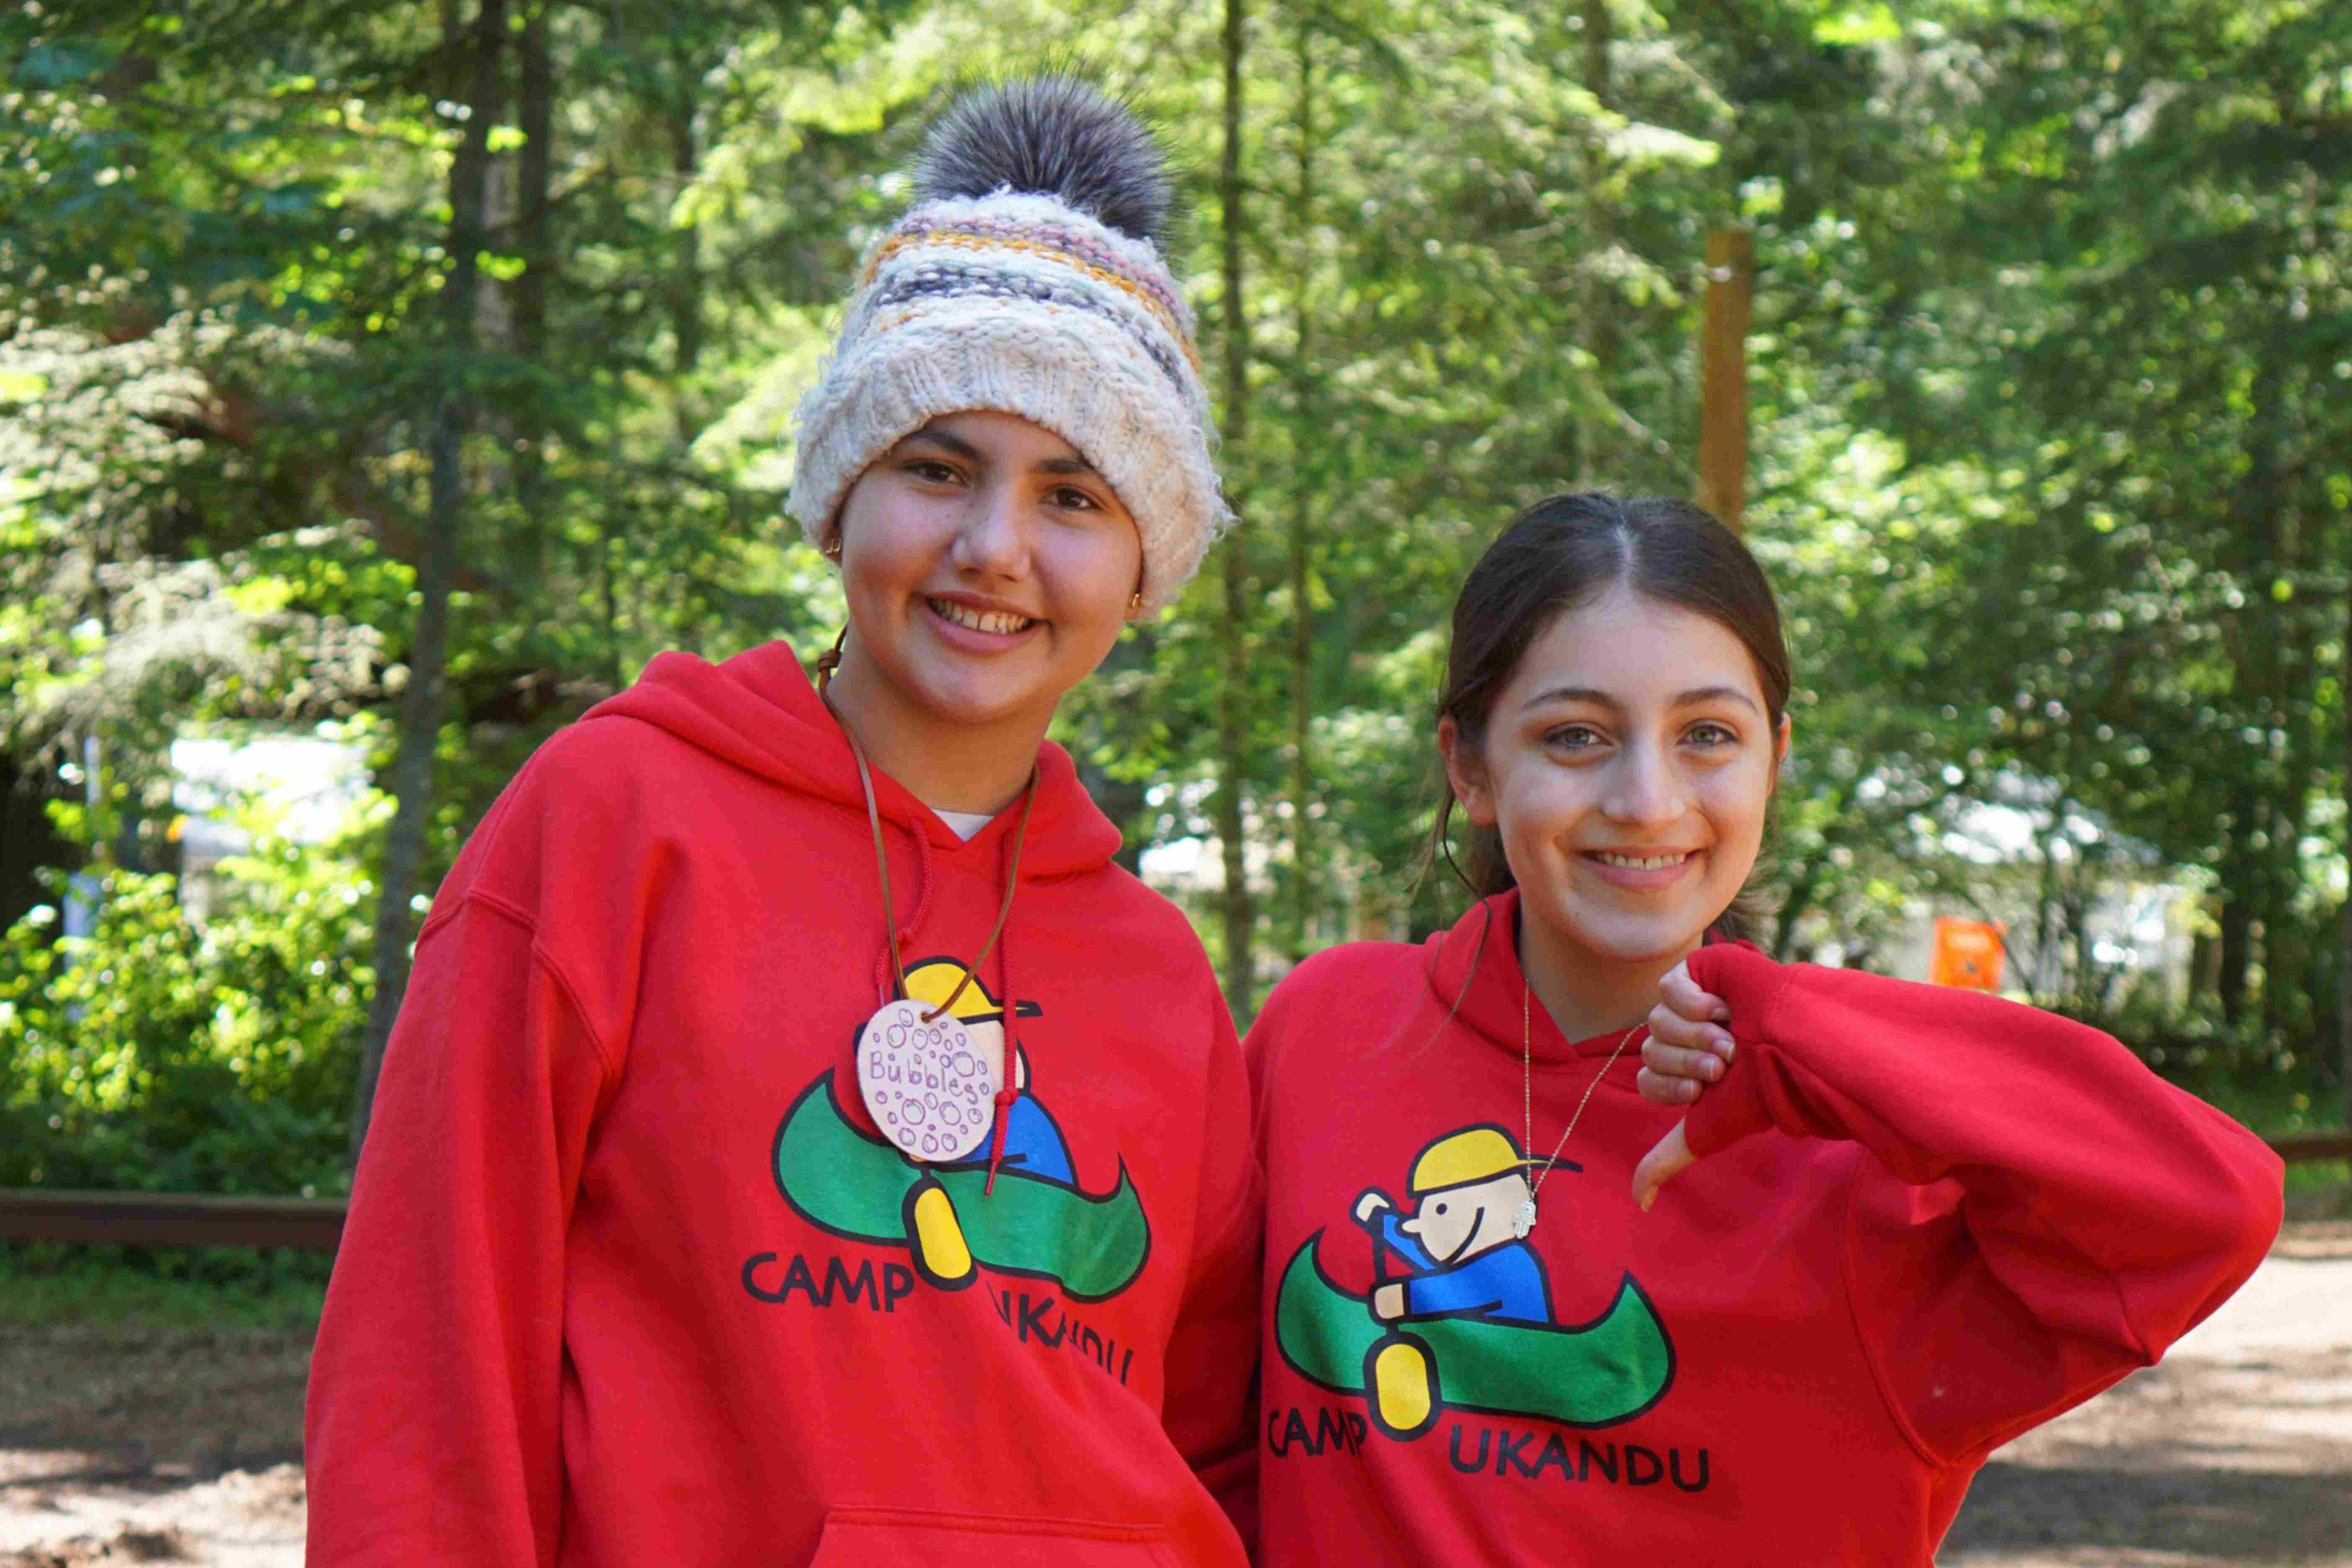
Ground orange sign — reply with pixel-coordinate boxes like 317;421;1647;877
1929;918;2005;991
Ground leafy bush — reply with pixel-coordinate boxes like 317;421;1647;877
0;809;372;1199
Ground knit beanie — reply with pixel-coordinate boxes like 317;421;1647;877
786;76;1229;616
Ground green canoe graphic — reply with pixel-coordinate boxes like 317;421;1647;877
772;1071;1151;1302
1275;1230;1674;1432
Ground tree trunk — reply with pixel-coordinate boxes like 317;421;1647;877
1576;0;1615;486
1215;0;1256;1015
0;748;77;937
2267;371;2313;1039
2216;871;2253;1024
1286;11;1316;964
350;0;509;1164
2341;577;2352;1128
2212;353;2297;1033
666;61;703;444
2190;927;2219;1007
514;4;554;569
515;7;552;368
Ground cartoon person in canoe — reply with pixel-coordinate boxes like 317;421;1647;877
1353;1126;1553;1325
900;959;1074;1184
1276;1123;1671;1442
772;959;1150;1302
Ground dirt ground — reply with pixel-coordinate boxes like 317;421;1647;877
1939;1218;2352;1567
1;1225;2347;1565
0;1316;310;1566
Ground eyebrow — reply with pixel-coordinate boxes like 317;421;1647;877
902;422;983;463
903;421;1103;480
1521;683;1762;716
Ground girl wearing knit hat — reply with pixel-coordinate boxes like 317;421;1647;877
307;77;1259;1566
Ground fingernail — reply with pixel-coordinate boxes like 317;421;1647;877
1639;1188;1654;1212
1705;1057;1723;1081
1713;1005;1730;1022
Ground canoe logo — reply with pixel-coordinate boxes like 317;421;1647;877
1274;1123;1674;1442
772;959;1151;1302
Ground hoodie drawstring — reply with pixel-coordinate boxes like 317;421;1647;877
867;827;938;1009
985;867;1020;1197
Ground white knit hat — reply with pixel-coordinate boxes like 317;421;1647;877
786;78;1229;616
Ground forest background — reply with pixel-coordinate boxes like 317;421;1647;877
2;0;2348;1215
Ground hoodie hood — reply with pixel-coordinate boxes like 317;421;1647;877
585;637;1123;879
1424;890;1639;1063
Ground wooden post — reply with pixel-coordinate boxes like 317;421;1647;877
1697;227;1752;533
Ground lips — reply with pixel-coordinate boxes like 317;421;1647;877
927;597;1037;636
1581;847;1702;892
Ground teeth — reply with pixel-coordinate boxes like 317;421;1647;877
1595;851;1691;871
931;599;1034;636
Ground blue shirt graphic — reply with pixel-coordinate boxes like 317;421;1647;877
993;1094;1074;1184
1379;1212;1550;1324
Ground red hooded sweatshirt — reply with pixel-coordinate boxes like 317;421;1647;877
305;641;1260;1567
1248;892;2281;1565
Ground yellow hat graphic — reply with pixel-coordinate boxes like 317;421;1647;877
1408;1127;1526;1195
902;959;1044;1025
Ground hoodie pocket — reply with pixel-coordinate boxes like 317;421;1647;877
807;1506;1184;1568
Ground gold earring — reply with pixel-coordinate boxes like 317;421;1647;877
1128;590;1142;613
823;538;843;561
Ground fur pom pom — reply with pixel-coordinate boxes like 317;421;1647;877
914;75;1176;251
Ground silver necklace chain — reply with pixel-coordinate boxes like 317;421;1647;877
1519;980;1642;1237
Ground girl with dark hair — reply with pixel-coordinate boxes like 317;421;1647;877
1247;493;2280;1563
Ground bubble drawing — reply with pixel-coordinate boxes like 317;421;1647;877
854;998;997;1163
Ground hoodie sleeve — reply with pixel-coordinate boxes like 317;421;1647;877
304;886;620;1564
1161;1001;1264;1551
1681;944;2283;1464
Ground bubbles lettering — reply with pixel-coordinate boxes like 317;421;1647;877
854;999;996;1163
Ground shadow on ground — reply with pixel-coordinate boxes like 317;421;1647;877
0;1323;311;1481
1945;1460;2352;1559
1942;1337;2352;1564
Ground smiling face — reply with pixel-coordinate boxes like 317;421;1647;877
1444;583;1787;982
1399;1171;1533;1266
828;410;1143;779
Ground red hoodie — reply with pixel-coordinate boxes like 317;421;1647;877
1248;892;2281;1565
306;640;1260;1567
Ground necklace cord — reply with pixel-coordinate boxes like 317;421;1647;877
817;629;1037;1021
843;714;912;1000
926;781;1036;1023
1522;980;1642;1217
816;627;1037;1191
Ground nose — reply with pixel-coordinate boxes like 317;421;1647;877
1603;739;1686;826
949;477;1032;580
